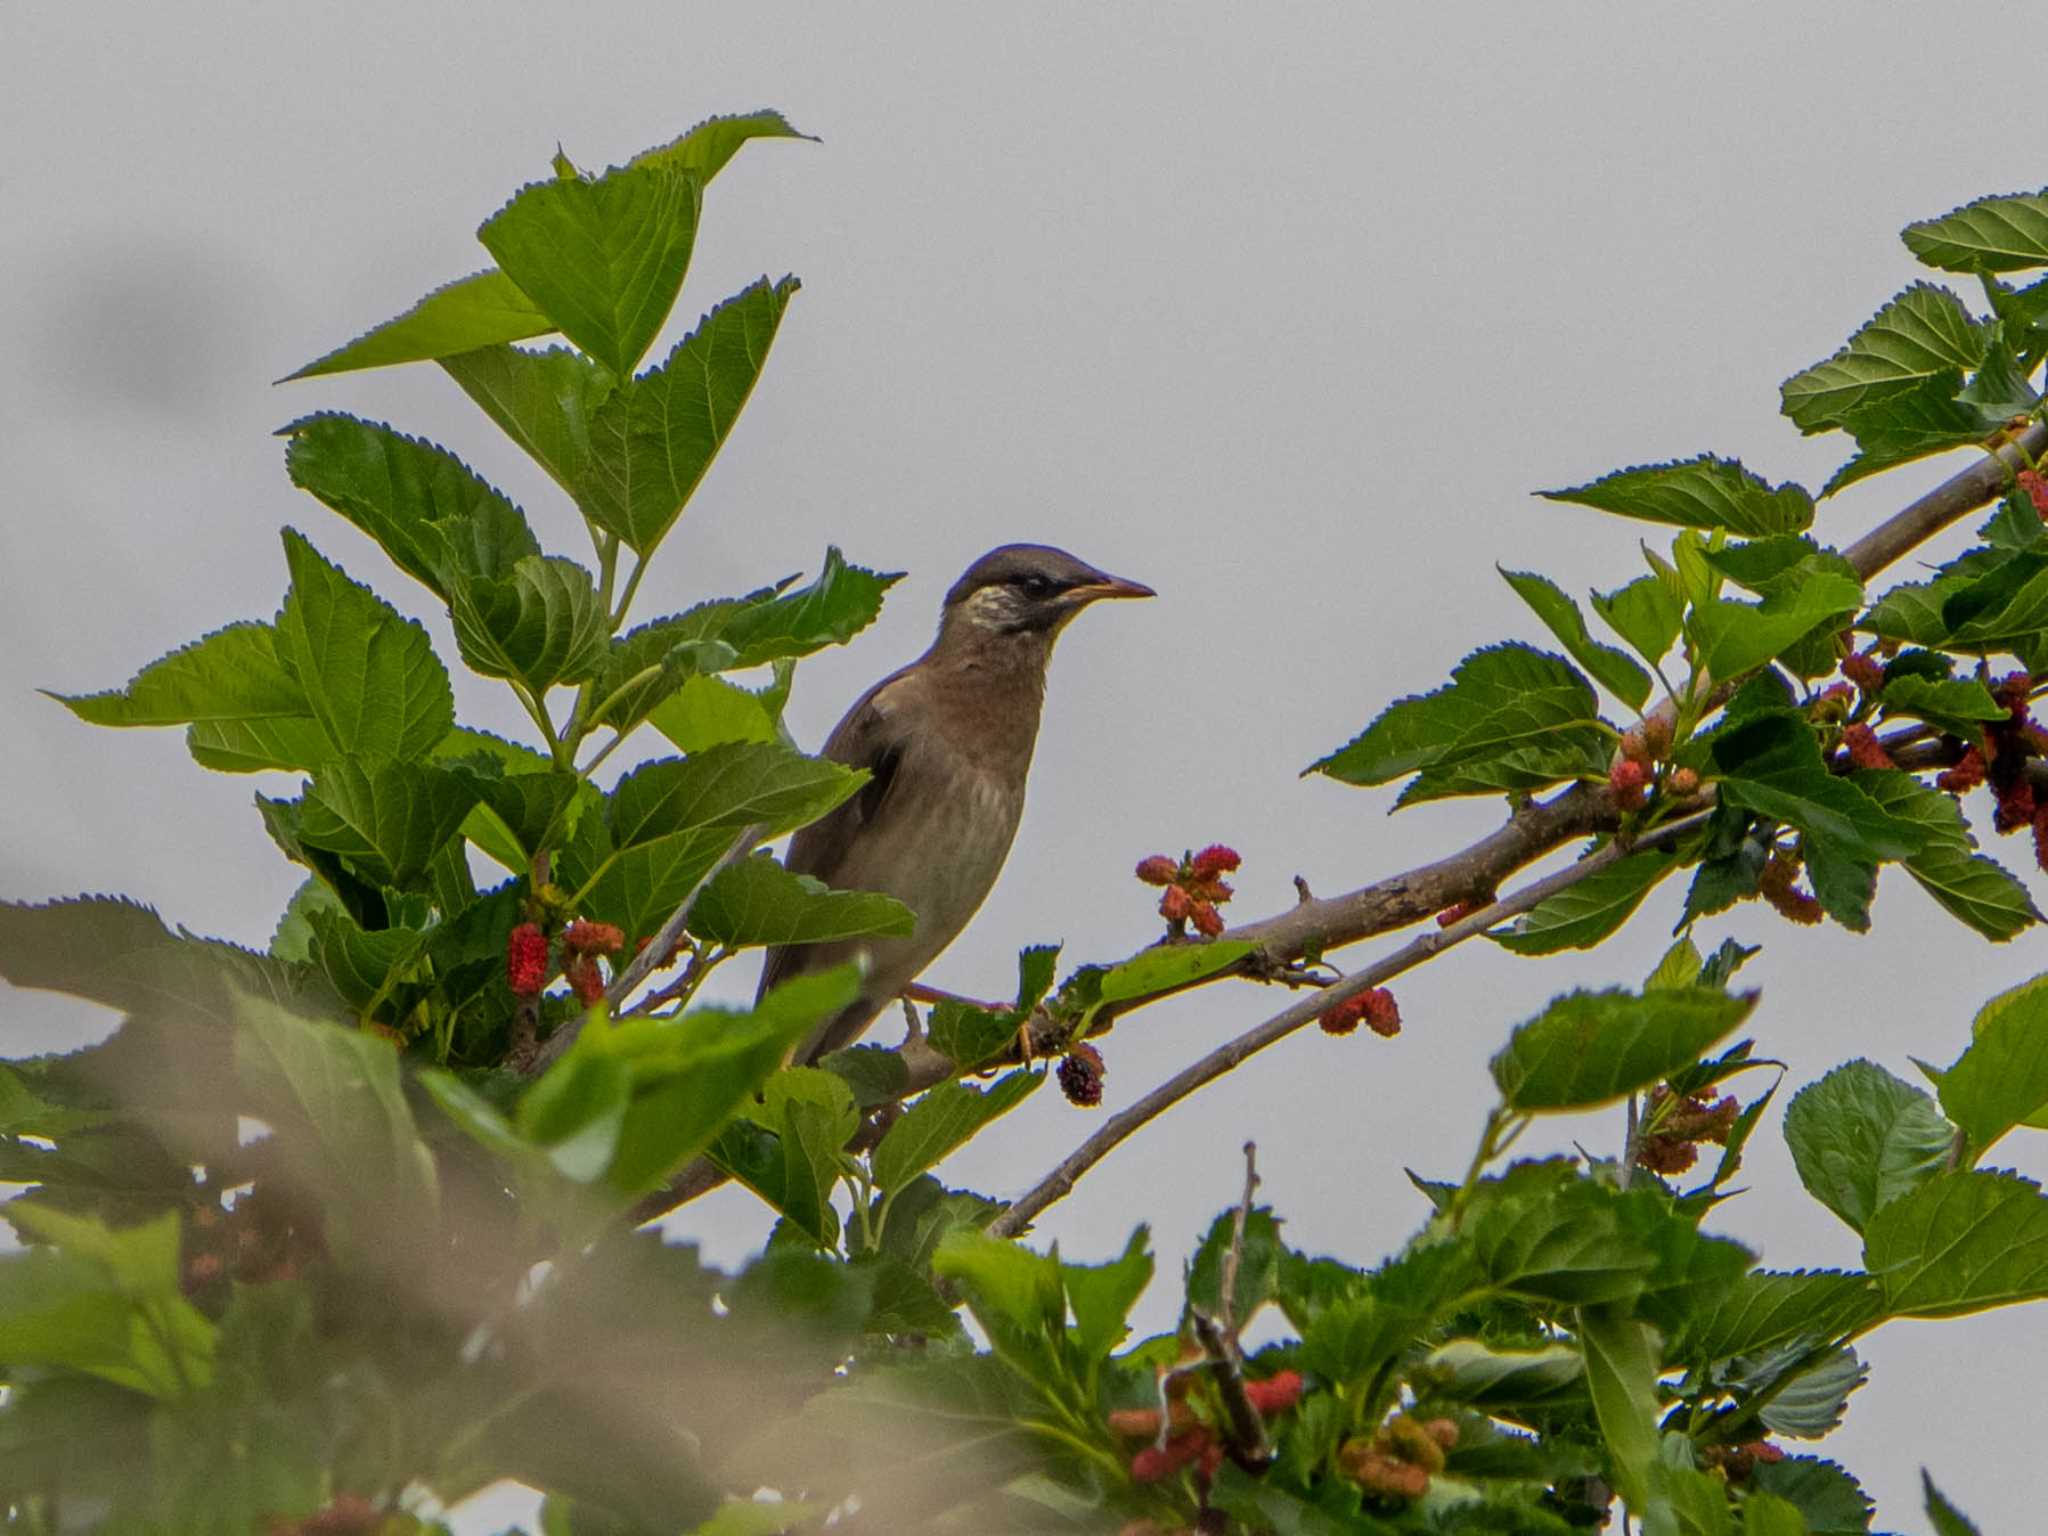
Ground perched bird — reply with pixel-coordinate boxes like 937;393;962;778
758;544;1154;1063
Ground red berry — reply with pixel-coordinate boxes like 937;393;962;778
1190;844;1241;880
1843;649;1886;695
1608;757;1648;811
1938;746;1987;793
562;919;624;955
2034;807;2048;874
1245;1369;1304;1415
1668;766;1701;797
1189;901;1226;938
1362;988;1402;1038
1058;1043;1106;1107
1841;722;1893;771
1159;885;1193;923
506;923;549;997
2020;469;2048;519
1134;854;1179;886
1320;992;1366;1035
564;954;606;1005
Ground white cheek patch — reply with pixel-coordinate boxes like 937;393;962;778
962;586;1021;631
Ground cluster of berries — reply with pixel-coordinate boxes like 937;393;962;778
1609;716;1694;812
1111;1369;1304;1486
504;917;627;1005
1633;1082;1741;1176
1700;1438;1787;1483
1756;848;1822;927
1135;845;1240;937
181;1184;320;1296
1935;671;2048;871
1338;1413;1460;1502
2018;467;2048;520
1319;985;1402;1038
1058;1041;1106;1107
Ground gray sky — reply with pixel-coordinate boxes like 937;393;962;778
6;3;2047;1531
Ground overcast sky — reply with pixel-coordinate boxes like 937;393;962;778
6;4;2048;1531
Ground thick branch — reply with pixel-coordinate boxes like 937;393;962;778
1841;423;2045;580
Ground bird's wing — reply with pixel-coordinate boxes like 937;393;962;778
753;667;914;1005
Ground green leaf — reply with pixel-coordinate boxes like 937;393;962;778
280;412;539;601
591;598;750;735
1781;284;1986;433
284;267;554;380
1849;771;2042;940
1417;1338;1584;1410
438;343;618;504
871;1071;1040;1194
1674;1268;1881;1365
1822;374;1989;495
1499;568;1653;711
467;769;588;871
51;621;312;730
1541;455;1815;537
302;904;426;1009
1592;573;1685;667
717;547;903;666
1751;1458;1872;1535
1688;573;1863;680
1863;1169;2048;1317
182;715;332;774
924;945;1061;1070
1576;1304;1662;1515
1491;987;1757;1111
1758;1345;1866;1439
605;965;864;1195
231;990;438;1230
1802;835;1875;932
1783;1061;1953;1233
629;108;818;182
1904;189;2048;274
607;741;865;848
649;672;785;753
1936;971;2048;1154
1941;549;2048;647
576;277;801;556
1922;1473;1985;1536
293;757;481;889
1741;1494;1810;1536
1185;1206;1285;1324
1491;847;1682;956
477;160;703;379
1710;715;1925;862
0;1208;217;1398
274;530;454;761
518;1047;632;1183
1298;1292;1431;1388
1060;1225;1153;1364
930;1229;1067;1389
449;555;611;692
736;1068;861;1246
689;852;913;949
1087;939;1255;1019
1877;675;2009;738
1310;643;1600;786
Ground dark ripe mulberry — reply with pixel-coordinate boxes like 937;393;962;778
1058;1042;1105;1107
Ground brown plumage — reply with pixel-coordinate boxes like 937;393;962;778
758;545;1154;1063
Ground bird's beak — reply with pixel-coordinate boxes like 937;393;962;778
1063;572;1156;604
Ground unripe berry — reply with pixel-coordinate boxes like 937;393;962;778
1841;722;1893;771
562;919;625;956
1189;901;1226;937
505;923;549;997
1134;854;1179;886
1609;757;1649;811
1159;885;1193;923
1362;987;1402;1038
1244;1369;1304;1415
2021;469;2048;518
1668;766;1701;797
1190;844;1242;880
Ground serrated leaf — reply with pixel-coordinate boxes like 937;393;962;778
1675;1269;1881;1365
52;622;312;730
1499;568;1652;710
1087;940;1255;1022
184;715;336;774
649;672;784;753
871;1072;1040;1194
606;742;865;848
1710;715;1924;862
1542;455;1815;537
1577;1305;1662;1515
293;757;481;890
1941;548;2048;647
467;770;587;870
302;905;426;1010
1310;642;1599;785
275;530;454;761
1922;1473;1985;1536
925;945;1060;1070
718;547;902;666
1823;373;1989;495
1751;1458;1872;1534
1591;572;1685;670
1781;284;1986;434
1060;1225;1153;1364
438;343;618;503
1689;573;1863;680
629;109;817;182
1491;987;1757;1111
689;853;912;949
1491;847;1682;956
1783;1061;1953;1233
576;278;800;555
1903;188;2048;274
1185;1206;1285;1324
1758;1346;1866;1439
1299;1292;1432;1387
281;413;539;601
1418;1338;1584;1409
1877;675;2009;738
1863;1168;2048;1317
284;267;555;380
449;554;611;692
591;595;753;734
478;160;703;380
1848;767;2042;939
1936;971;2048;1155
1803;835;1876;932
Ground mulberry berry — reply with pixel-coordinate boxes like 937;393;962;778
1189;901;1226;937
1058;1043;1105;1107
1841;722;1893;770
2021;469;2048;519
506;923;549;997
563;919;624;956
1190;844;1242;880
1159;885;1193;923
1134;855;1179;886
1362;988;1402;1037
1938;746;1987;793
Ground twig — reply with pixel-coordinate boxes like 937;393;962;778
1191;1309;1272;1473
1219;1141;1259;1336
987;811;1712;1238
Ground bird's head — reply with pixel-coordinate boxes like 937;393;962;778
940;544;1155;639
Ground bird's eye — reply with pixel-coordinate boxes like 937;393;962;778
1014;574;1056;600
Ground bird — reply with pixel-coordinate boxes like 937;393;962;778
757;544;1155;1064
